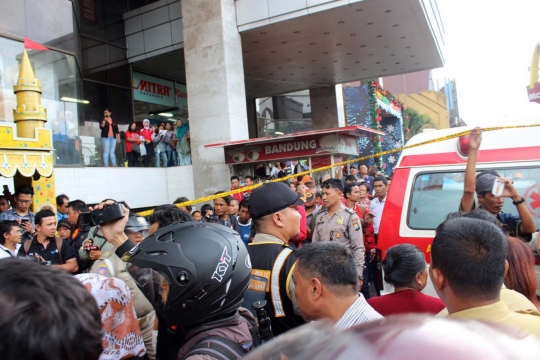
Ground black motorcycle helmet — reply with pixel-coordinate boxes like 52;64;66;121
127;221;251;330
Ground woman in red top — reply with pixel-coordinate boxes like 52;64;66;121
367;243;445;315
125;122;141;167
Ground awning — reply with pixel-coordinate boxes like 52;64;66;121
0;124;54;178
205;125;384;148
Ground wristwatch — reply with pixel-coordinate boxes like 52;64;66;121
512;198;525;206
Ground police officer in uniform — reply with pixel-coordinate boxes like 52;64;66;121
244;182;309;336
312;178;365;289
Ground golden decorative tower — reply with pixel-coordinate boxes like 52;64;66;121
0;49;55;212
13;50;47;138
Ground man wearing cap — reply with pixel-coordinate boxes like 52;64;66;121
245;182;307;336
460;129;536;239
312;179;365;290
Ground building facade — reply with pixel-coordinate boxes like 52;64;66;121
0;0;445;208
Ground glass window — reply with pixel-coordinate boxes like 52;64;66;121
0;36;83;166
256;90;312;136
407;167;540;230
127;0;162;12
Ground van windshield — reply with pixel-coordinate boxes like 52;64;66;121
408;167;540;230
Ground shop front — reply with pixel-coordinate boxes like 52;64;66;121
206;125;385;183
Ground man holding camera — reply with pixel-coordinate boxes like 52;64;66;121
17;210;78;273
460;128;536;240
67;200;92;272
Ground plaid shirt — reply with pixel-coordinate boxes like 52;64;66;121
0;209;35;241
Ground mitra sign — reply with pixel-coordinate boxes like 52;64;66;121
133;72;174;107
527;82;540;104
223;134;359;165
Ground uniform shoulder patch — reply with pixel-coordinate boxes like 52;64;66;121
315;207;326;217
344;207;355;215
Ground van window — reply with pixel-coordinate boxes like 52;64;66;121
407;167;540;230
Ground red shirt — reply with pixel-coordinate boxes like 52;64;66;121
139;127;154;143
342;199;377;252
231;188;244;202
289;205;307;247
125;130;140;153
367;289;445;316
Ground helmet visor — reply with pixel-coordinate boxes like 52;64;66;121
126;263;170;307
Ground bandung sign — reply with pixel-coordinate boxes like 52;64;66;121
527;43;540;104
223;134;359;164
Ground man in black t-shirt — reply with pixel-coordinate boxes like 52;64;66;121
18;210;78;273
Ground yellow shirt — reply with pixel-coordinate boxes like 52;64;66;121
448;301;540;339
438;287;537;316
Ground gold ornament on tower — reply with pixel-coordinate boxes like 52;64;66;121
0;49;56;212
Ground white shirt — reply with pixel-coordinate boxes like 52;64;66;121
333;294;383;331
0;243;21;259
270;166;280;178
369;196;386;234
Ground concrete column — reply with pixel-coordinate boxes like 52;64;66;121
246;99;258;139
182;0;249;197
310;86;339;129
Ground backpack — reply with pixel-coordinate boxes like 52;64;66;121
183;309;260;360
184;336;249;360
23;237;64;264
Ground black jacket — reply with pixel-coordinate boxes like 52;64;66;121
100;121;119;138
71;224;92;272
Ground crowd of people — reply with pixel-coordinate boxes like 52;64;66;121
122;116;191;168
46;108;193;168
0;129;539;359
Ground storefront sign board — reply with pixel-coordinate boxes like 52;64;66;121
133;72;175;107
223;134;359;165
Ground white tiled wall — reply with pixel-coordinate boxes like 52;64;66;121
165;165;195;204
0;166;195;209
235;0;351;29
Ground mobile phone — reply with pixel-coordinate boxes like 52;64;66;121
21;219;29;224
2;185;8;193
84;245;99;252
492;178;505;197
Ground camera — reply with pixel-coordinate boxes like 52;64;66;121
205;214;219;223
79;203;125;227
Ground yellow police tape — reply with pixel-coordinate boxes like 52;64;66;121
137;124;540;216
